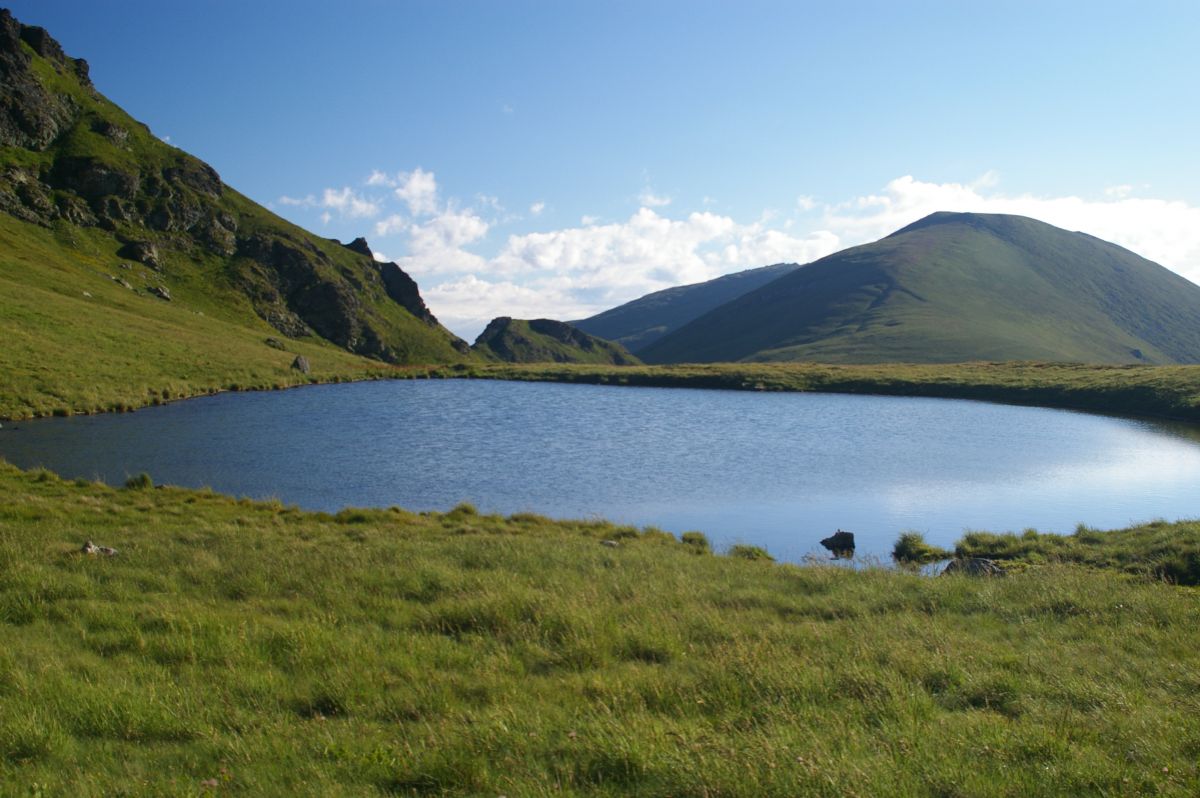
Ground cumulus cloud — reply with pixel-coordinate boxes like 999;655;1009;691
275;166;1200;341
394;168;439;216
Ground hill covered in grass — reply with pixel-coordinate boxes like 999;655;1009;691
472;317;640;364
2;461;1199;796
639;212;1200;365
571;261;801;353
0;10;469;419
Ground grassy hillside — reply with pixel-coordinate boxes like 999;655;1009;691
0;10;468;420
2;461;1199;796
571;262;800;352
640;213;1200;365
472;317;641;365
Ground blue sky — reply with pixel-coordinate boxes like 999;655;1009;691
11;1;1200;338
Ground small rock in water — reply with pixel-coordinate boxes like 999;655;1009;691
820;529;856;557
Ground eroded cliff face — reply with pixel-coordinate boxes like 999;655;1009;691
0;9;468;362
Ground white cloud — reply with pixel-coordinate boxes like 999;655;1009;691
580;215;600;226
374;214;409;238
366;170;393;187
638;188;672;207
530;201;545;216
394;168;439;216
320;187;380;219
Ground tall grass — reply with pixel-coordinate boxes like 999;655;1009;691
1;461;1198;795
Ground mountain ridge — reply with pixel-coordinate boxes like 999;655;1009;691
0;7;468;375
571;261;802;352
638;212;1200;365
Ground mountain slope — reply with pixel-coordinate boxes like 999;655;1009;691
472;317;640;364
639;212;1200;365
0;10;468;416
571;262;801;352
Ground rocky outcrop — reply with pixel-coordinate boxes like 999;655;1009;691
473;317;641;364
0;9;465;366
379;261;438;326
0;10;84;151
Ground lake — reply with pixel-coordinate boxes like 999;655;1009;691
2;379;1198;562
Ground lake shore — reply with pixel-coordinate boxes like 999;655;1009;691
7;359;1200;428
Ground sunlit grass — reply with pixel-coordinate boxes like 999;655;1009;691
1;461;1198;795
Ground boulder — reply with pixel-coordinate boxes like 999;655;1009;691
147;284;171;301
820;529;856;556
118;240;161;270
291;355;311;375
942;557;1004;577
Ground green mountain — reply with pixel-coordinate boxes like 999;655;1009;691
0;10;468;417
639;212;1200;365
571;262;801;352
472;317;640;364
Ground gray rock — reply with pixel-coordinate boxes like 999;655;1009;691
600;539;620;548
291;355;311;375
265;337;286;350
942;557;1004;577
81;540;117;556
118;240;161;270
147;284;171;301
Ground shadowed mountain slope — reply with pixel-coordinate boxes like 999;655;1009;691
571;262;801;352
639;212;1200;365
472;317;640;364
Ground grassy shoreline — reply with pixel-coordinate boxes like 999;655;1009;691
434;361;1200;424
2;462;1199;795
10;359;1200;428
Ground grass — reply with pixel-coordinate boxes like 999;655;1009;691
893;532;953;564
953;522;1200;585
2;460;1199;796
432;361;1200;423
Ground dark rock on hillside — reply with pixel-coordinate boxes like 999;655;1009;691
119;240;162;270
379;261;438;326
343;237;373;258
0;10;84;150
291;355;311;375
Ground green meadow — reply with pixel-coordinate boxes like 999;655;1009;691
1;462;1199;796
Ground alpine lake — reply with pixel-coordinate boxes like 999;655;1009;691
2;378;1199;563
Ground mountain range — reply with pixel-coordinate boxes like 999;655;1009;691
585;212;1200;365
4;5;1200;398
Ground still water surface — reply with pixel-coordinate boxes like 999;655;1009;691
2;379;1199;562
